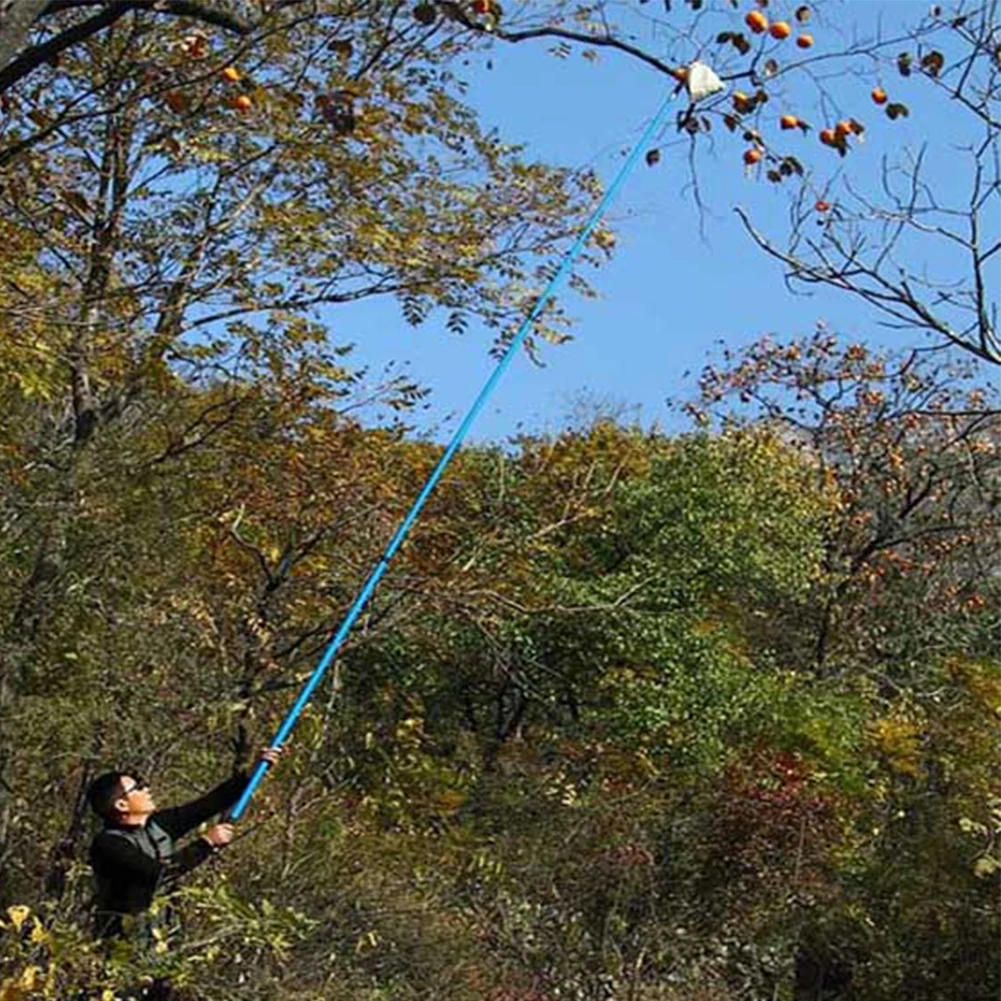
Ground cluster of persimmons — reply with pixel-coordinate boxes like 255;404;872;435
729;3;901;187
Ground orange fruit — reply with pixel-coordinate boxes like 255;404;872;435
221;66;241;84
769;21;792;40
780;114;799;130
732;91;754;114
871;87;888;105
745;10;768;33
814;200;832;212
835;119;853;138
472;0;490;12
743;147;763;165
819;128;837;146
230;94;252;113
796;33;814;48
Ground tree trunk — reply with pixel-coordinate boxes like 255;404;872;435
0;1;48;77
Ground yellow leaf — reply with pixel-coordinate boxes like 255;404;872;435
6;906;29;932
0;978;24;1001
974;856;1000;878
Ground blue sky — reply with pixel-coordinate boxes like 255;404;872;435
327;1;996;443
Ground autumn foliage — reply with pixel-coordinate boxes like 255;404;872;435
0;3;997;1001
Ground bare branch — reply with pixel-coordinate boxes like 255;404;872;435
734;206;1000;365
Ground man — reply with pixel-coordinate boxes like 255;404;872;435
87;747;282;941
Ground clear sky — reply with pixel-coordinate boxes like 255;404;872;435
325;1;995;443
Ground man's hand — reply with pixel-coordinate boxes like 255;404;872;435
258;745;284;767
202;823;234;849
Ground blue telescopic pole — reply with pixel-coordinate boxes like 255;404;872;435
229;89;676;821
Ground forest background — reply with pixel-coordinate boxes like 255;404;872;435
0;1;998;999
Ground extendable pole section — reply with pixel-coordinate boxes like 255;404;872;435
229;88;677;822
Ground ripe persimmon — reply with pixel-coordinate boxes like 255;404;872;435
796;33;813;48
221;66;241;84
780;114;799;130
769;21;792;40
745;10;768;33
732;91;754;114
871;87;888;105
744;147;763;165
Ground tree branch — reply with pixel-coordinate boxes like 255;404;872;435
0;0;250;96
734;206;1001;366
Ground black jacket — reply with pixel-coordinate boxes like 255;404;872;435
90;772;248;939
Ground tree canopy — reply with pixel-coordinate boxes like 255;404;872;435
0;3;997;1001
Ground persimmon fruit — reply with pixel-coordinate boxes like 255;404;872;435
732;91;754;114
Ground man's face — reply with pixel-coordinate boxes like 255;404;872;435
115;775;156;818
